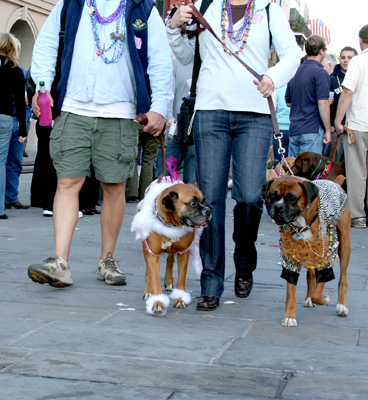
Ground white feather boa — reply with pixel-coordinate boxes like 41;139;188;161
131;181;203;277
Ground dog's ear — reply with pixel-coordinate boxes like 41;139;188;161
261;179;275;201
162;191;179;213
298;181;319;205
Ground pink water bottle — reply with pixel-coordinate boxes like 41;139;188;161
37;81;52;126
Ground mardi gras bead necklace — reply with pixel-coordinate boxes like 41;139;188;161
87;0;126;64
221;0;255;56
279;208;334;270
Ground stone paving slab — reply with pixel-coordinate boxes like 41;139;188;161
2;349;283;398
219;338;368;377
0;375;172;400
245;320;359;346
9;321;249;364
282;373;368;400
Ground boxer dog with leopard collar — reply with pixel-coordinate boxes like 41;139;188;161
262;176;351;327
131;180;211;316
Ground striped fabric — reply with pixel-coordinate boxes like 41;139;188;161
309;18;331;45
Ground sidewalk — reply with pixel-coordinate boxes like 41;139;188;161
0;173;367;400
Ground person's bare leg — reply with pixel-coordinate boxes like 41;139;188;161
100;181;126;259
54;177;86;261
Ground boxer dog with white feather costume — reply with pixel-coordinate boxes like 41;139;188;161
131;178;211;316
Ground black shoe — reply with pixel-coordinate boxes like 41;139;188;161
235;275;253;298
196;296;219;311
0;214;8;219
23;151;29;157
91;209;101;214
81;209;94;215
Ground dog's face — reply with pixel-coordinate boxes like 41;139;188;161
291;152;322;178
160;184;211;228
262;177;319;225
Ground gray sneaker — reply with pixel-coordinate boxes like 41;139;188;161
97;253;126;285
28;256;73;287
351;217;366;229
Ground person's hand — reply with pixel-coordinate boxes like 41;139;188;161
134;111;165;137
166;118;175;130
335;122;344;135
253;75;274;98
18;136;27;143
170;5;193;29
32;90;54;118
323;130;332;144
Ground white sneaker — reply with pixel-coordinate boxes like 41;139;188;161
97;253;126;285
78;211;83;218
43;210;53;217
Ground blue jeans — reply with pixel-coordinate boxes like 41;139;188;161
155;136;196;184
0;114;14;215
5;117;23;203
193;110;272;298
288;127;325;157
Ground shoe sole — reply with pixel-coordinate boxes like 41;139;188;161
196;305;218;311
235;292;252;298
28;268;73;288
97;274;126;285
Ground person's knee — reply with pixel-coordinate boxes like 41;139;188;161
57;177;85;191
102;181;126;197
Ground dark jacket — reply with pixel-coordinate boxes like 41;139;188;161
330;64;346;125
0;55;27;137
54;0;154;117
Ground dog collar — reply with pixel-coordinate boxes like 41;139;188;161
153;199;177;228
309;157;323;179
288;208;319;234
316;161;331;180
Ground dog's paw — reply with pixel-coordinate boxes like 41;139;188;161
169;288;191;309
303;297;315;308
323;295;331;305
145;294;170;316
174;299;187;309
336;303;349;316
165;284;173;291
143;292;152;300
282;318;298;327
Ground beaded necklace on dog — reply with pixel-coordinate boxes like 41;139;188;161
280;206;334;270
87;0;126;64
221;0;255;56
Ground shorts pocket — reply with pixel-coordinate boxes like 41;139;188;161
118;119;138;163
50;112;69;160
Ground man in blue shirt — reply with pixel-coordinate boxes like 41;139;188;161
285;35;331;157
28;0;173;288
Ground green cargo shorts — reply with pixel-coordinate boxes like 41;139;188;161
50;112;138;183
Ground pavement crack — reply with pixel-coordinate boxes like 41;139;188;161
165;391;176;400
356;329;361;346
208;336;237;365
6;322;55;347
274;371;294;398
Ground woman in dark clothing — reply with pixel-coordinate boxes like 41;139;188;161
0;33;27;219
